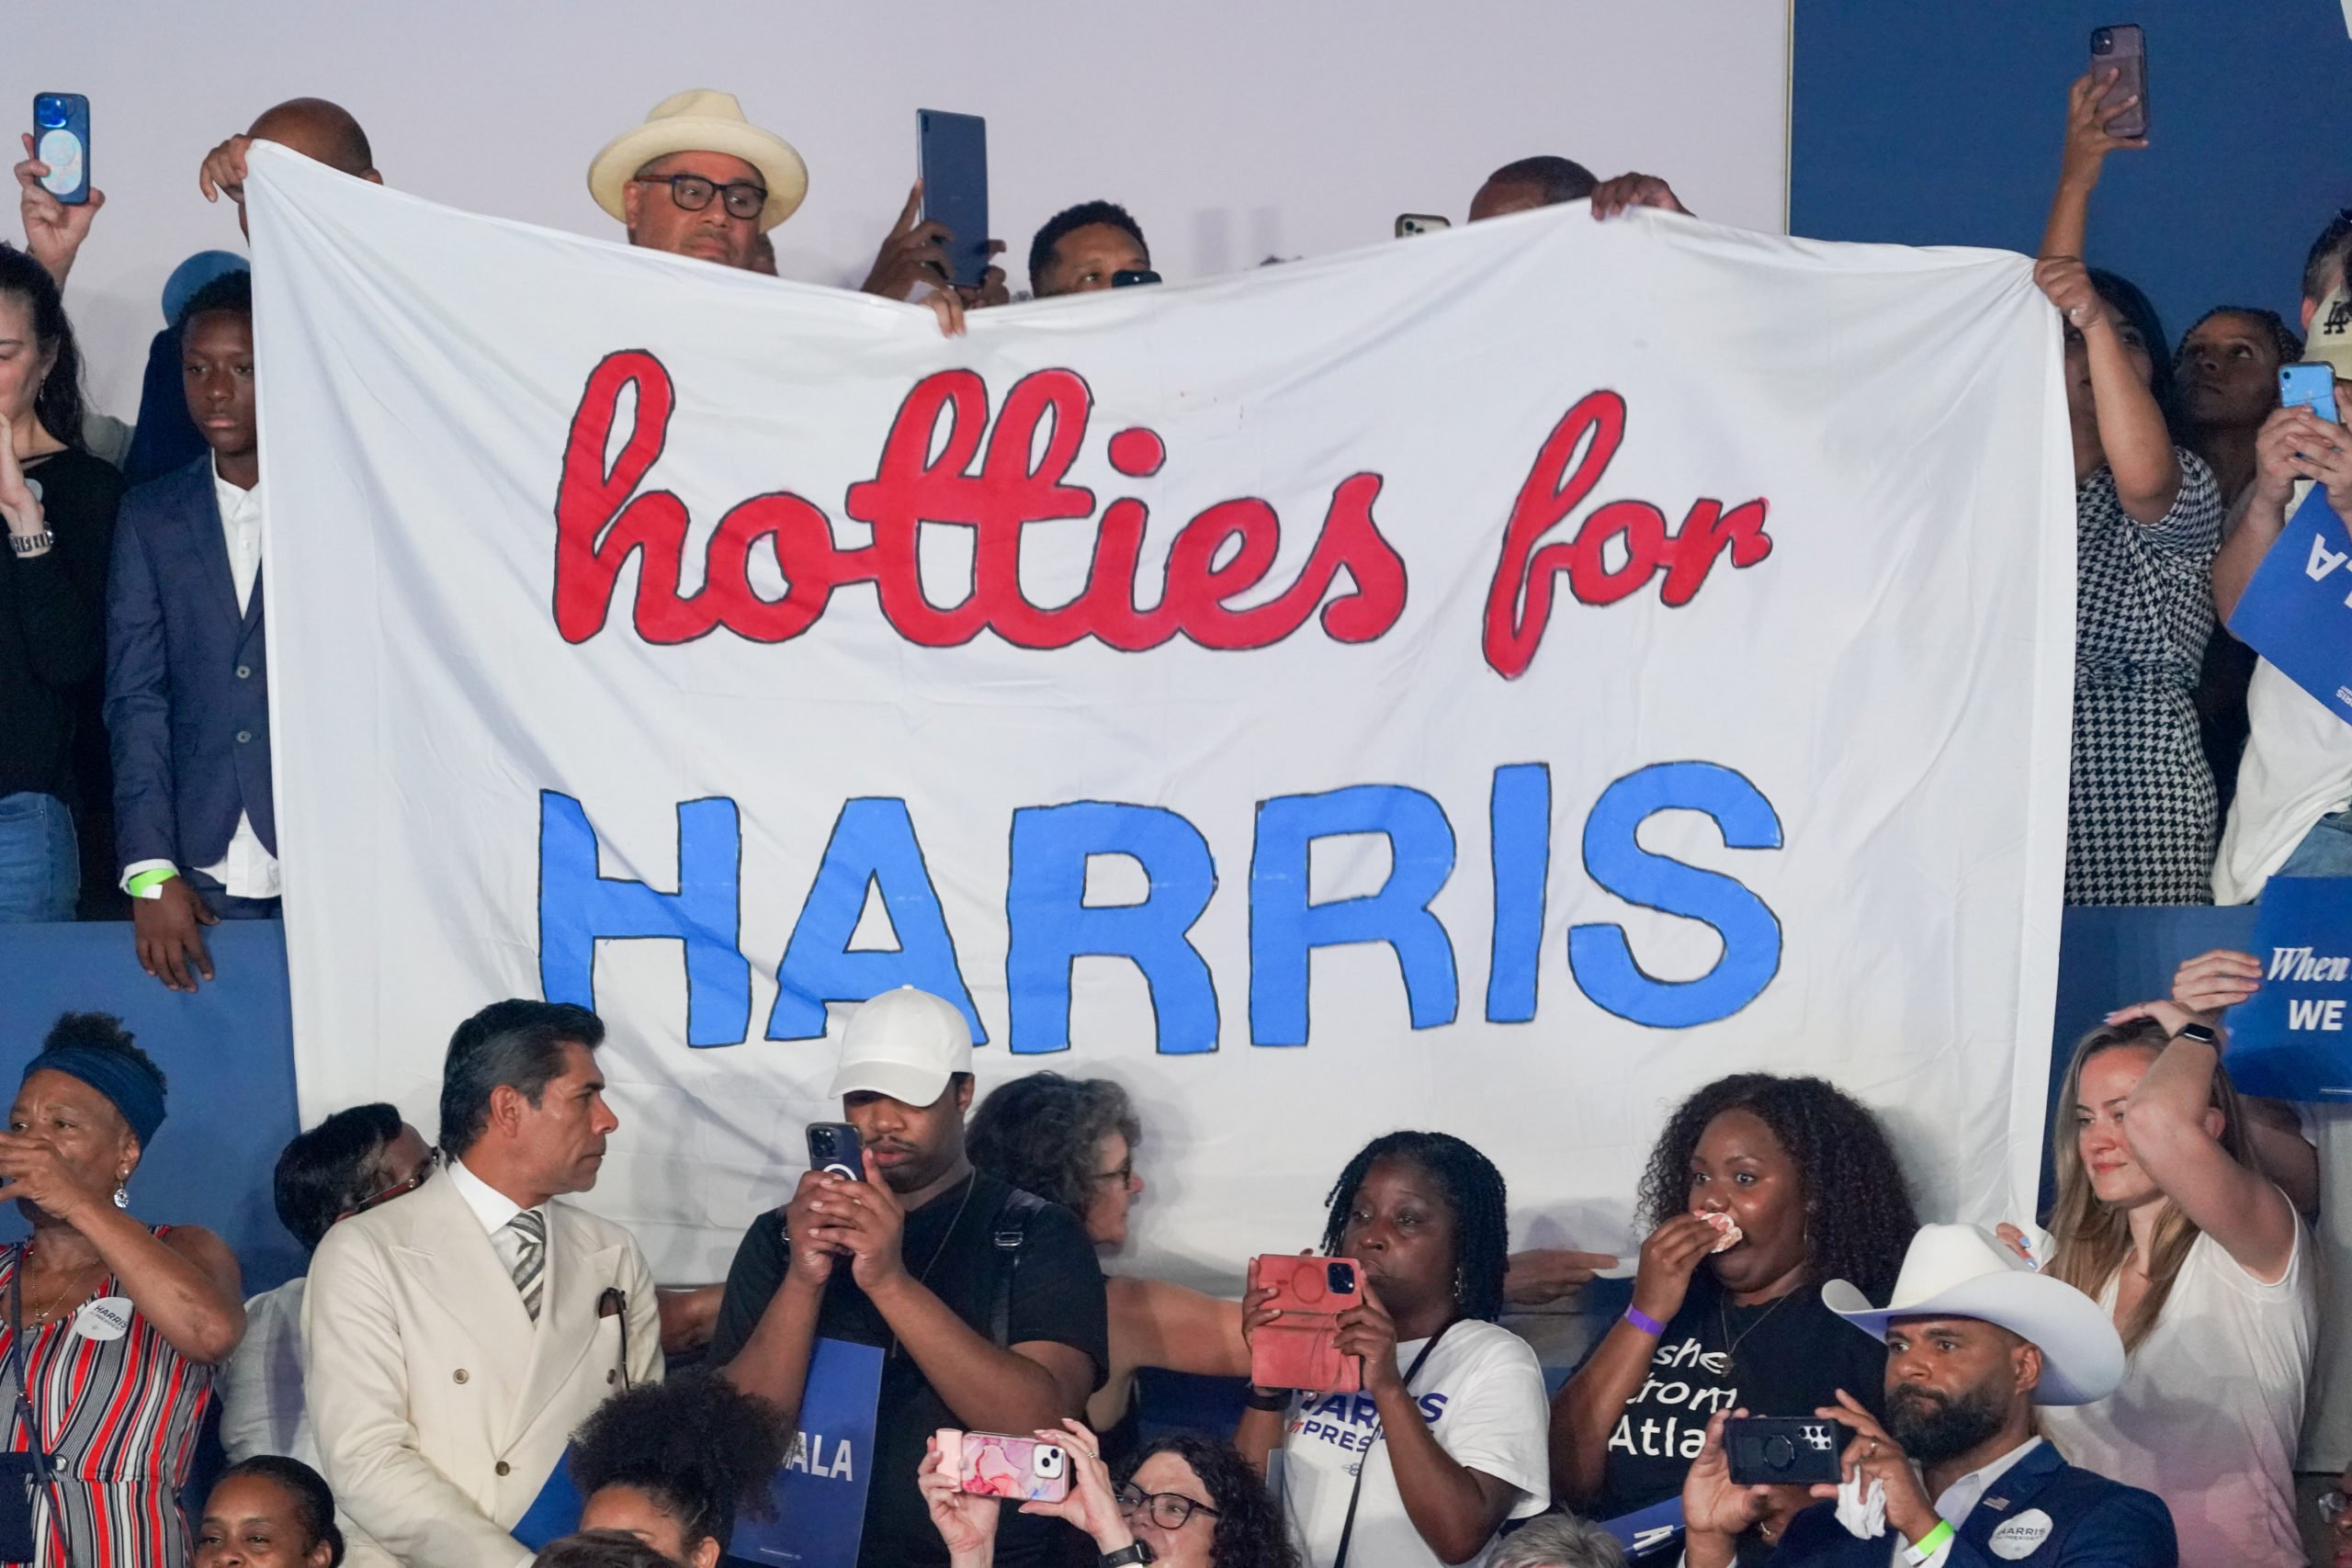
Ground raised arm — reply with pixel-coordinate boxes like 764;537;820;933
1549;1214;1713;1505
2036;256;2178;521
2108;1000;2298;1281
2217;393;2352;616
2040;72;2143;261
2171;949;2322;1218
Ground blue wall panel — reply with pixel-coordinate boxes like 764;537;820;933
1793;1;2352;344
0;922;305;1294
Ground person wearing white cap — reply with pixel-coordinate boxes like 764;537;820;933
710;986;1107;1568
1679;1224;2176;1568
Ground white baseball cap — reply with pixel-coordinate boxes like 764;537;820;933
826;987;974;1106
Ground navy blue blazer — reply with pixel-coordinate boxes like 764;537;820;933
103;455;275;874
1771;1442;2175;1566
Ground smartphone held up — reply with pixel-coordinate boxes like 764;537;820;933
2089;24;2148;139
31;93;90;205
1248;1254;1365;1393
956;1432;1072;1504
806;1122;866;1181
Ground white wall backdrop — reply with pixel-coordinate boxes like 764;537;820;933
11;1;1789;420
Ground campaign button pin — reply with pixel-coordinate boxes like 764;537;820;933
1989;1508;2053;1560
74;1297;132;1342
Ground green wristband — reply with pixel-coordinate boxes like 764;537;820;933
1903;1519;1954;1565
126;868;179;900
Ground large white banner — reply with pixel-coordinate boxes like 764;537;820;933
250;144;2071;1287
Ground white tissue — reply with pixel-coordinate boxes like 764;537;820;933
1836;1472;1887;1539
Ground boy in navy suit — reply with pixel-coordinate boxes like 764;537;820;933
105;269;274;991
1679;1224;2175;1567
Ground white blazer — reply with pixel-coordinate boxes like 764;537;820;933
303;1167;663;1568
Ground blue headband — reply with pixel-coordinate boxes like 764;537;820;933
23;1046;165;1149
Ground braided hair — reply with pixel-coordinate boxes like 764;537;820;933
1125;1433;1298;1568
2178;305;2306;379
569;1373;789;1553
1319;1131;1510;1322
214;1455;345;1568
1634;1074;1916;1303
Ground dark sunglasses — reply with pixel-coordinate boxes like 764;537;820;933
633;173;767;221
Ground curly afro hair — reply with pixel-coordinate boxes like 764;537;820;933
1125;1433;1298;1568
1635;1073;1916;1303
568;1373;788;1552
1319;1131;1510;1322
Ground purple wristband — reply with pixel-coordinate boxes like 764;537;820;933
1623;1305;1666;1337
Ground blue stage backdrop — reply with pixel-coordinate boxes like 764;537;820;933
1793;0;2352;344
0;922;306;1295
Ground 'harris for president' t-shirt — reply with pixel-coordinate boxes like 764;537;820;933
1591;1272;1886;1522
1278;1318;1551;1568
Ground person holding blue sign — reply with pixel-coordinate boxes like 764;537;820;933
2031;1001;2316;1568
711;987;1108;1568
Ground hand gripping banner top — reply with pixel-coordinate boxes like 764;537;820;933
243;143;2075;1283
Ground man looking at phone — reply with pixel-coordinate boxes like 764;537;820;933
712;986;1106;1568
1028;201;1151;298
1679;1225;2172;1567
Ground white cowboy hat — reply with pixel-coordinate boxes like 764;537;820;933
587;89;808;232
1820;1224;2125;1406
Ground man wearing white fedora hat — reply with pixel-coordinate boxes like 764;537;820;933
1679;1224;2175;1567
587;89;809;272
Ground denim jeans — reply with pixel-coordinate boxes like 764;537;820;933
0;792;79;921
2276;807;2352;880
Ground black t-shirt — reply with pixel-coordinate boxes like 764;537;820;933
710;1171;1109;1568
1591;1271;1887;1521
1;448;120;802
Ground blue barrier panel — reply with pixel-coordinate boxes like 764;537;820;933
0;921;306;1294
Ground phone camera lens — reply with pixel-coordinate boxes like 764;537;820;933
1327;1262;1355;1293
2091;28;2111;51
35;100;65;128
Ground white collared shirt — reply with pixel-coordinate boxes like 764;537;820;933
446;1155;550;1287
1892;1437;2042;1568
119;459;281;899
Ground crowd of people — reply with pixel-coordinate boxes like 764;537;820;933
2;942;2337;1568
0;56;2349;1568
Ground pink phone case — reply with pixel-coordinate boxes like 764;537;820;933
956;1432;1071;1503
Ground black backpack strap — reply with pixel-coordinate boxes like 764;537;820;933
988;1189;1047;1348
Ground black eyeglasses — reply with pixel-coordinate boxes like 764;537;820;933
1115;1483;1217;1530
633;174;767;221
343;1145;439;1220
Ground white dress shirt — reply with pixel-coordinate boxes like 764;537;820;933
119;460;282;899
446;1154;549;1289
1892;1437;2041;1568
220;1276;318;1469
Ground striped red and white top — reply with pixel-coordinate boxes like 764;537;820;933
0;1232;216;1568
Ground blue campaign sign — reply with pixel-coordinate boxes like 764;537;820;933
2228;875;2352;1101
513;1445;584;1551
728;1337;886;1568
2230;487;2352;721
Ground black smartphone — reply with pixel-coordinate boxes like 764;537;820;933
2089;24;2148;140
916;109;989;289
806;1122;866;1181
31;93;90;206
1111;269;1162;288
1722;1417;1846;1487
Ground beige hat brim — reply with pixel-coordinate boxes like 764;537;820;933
588;118;808;232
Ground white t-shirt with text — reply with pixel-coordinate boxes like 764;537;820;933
1278;1319;1551;1568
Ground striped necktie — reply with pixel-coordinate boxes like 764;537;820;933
505;1209;546;1323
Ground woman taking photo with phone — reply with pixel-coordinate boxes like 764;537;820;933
921;1419;1295;1568
2029;986;2315;1568
1236;1131;1549;1568
2039;70;2225;904
1550;1075;1914;1555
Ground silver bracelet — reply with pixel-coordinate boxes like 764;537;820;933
6;529;54;558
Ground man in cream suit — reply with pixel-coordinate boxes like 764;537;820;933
306;1000;663;1568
